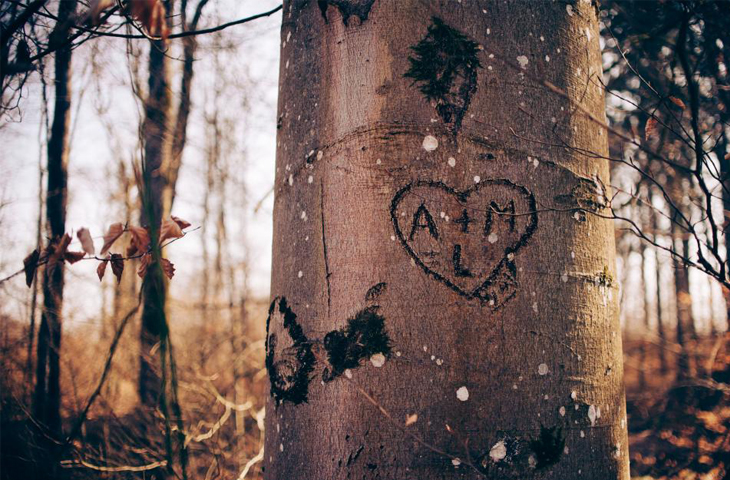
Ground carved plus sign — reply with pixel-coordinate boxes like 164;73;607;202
454;208;473;233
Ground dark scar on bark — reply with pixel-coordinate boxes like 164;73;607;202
322;307;392;382
391;179;537;307
404;17;482;134
265;297;316;405
317;0;376;26
365;282;387;301
530;425;565;469
409;203;439;240
452;244;474;277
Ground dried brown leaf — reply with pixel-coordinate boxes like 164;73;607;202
160;257;175;279
110;253;124;284
171;215;191;230
129;226;150;255
669;96;686;109
86;0;115;24
64;251;86;264
97;259;108;282
405;414;418;426
77;227;95;255
130;0;168;40
101;223;124;255
23;249;40;288
645;117;658;141
160;217;183;243
137;254;152;278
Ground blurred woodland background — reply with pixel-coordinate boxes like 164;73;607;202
1;1;730;479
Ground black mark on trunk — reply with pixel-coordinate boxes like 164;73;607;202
323;307;392;381
452;244;474;277
530;426;565;469
318;0;376;26
404;17;481;134
265;297;316;405
409;203;439;241
365;282;387;301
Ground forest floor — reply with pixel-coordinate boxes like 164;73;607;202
623;335;730;480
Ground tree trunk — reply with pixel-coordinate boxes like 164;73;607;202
672;212;694;379
34;0;77;440
265;2;629;479
138;26;173;408
640;244;650;388
651;190;668;375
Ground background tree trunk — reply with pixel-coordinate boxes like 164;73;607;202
34;0;77;440
138;25;173;409
266;2;629;479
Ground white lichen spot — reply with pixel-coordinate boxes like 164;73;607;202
423;345;428;352
474;175;481;183
566;4;574;16
422;135;438;151
517;55;529;68
307;175;313;183
436;358;443;366
280;443;284;452
451;458;461;466
540;35;545;42
538;363;549;375
487;233;499;244
564;446;570;455
430;355;435;361
390;235;396;241
448;157;456;167
286;31;292;42
489;441;507;462
440;211;446;218
571;390;578;400
507;252;514;260
585;27;593;42
544;394;549;400
456;386;469;401
528;455;537;468
300;210;307;221
512;383;518;390
285;59;289;69
316;150;323;161
559;406;566;416
532;302;539;313
288;174;294;186
376;158;382;165
588;404;597;426
580;430;585;438
571;251;575;259
545;55;550;62
370;353;386;368
345;369;353;379
396;351;402;357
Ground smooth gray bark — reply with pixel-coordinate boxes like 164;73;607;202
266;2;629;479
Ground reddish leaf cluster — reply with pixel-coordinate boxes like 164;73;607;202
22;216;190;288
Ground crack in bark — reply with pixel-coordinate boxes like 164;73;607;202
320;180;332;318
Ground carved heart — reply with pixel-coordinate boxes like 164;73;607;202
390;180;537;307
